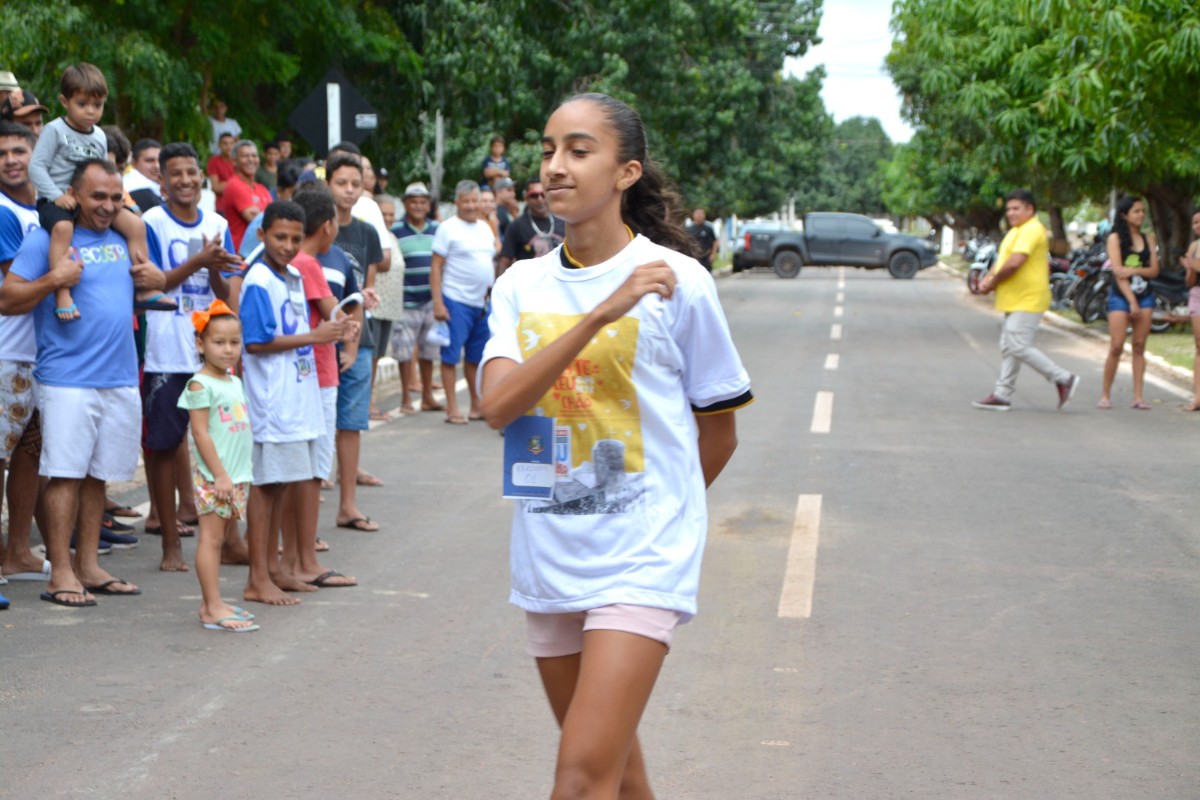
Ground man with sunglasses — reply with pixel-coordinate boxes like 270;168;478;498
497;179;564;277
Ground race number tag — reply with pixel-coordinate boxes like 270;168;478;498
503;415;556;500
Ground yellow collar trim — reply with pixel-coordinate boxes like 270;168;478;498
562;225;635;269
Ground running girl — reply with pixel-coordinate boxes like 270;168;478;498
480;93;753;799
177;299;258;632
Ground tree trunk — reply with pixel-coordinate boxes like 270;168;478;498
1047;206;1069;255
1142;181;1195;273
1048;206;1067;240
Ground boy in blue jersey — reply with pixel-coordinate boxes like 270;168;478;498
238;201;347;605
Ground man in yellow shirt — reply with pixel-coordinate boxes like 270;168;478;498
973;190;1079;410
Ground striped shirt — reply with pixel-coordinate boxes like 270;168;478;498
392;218;438;308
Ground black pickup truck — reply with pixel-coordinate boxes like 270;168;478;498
732;212;939;279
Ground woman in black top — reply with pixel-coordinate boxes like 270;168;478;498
1099;196;1159;409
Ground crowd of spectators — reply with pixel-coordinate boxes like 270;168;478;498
0;64;563;617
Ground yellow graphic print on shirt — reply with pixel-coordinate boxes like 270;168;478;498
517;311;645;515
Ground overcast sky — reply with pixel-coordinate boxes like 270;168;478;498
784;0;914;144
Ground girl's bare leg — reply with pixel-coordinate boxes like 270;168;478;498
1101;311;1129;402
196;513;252;629
537;630;666;800
1130;308;1153;404
1189;316;1200;409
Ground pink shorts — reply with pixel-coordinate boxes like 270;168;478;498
525;604;683;657
1188;286;1200;317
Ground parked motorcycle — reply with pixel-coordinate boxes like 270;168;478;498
1055;241;1107;311
966;242;996;295
1149;271;1190;334
1072;261;1111;324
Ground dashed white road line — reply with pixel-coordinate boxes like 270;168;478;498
834;305;844;318
836;291;844;303
824;354;839;370
778;493;822;619
830;323;842;341
810;391;833;434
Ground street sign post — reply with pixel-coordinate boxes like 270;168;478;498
288;69;378;157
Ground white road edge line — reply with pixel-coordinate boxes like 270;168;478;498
824;354;839;370
810;391;833;434
830;323;842;341
778;494;822;619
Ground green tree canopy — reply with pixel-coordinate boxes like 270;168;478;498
883;0;1200;252
1;0;830;219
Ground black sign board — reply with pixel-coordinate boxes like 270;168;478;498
288;69;378;158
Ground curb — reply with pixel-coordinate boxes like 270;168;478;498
1042;311;1195;387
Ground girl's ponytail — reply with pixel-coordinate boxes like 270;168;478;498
568;93;699;260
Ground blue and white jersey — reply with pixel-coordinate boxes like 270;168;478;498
143;205;234;373
238;260;322;443
0;191;40;362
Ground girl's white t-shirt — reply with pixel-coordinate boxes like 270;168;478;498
481;235;751;621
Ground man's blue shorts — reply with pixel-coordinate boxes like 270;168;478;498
441;296;489;366
335;346;374;431
1106;288;1155;313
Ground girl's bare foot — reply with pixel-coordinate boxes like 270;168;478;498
200;602;256;630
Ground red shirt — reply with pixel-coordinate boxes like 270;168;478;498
220;175;273;251
292;252;338;388
205;155;235;190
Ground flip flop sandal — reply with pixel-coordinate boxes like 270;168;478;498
4;559;52;581
40;589;97;607
305;570;357;588
102;512;135;532
201;616;260;632
355;472;383;487
83;578;142;596
134;293;178;312
144;524;195;538
336;517;379;532
1131;401;1152;410
55;304;79;322
106;503;143;519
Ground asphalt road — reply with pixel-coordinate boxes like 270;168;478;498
2;265;1197;799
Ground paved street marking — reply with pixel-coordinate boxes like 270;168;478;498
810;391;833;434
837;266;846;289
831;323;842;340
778;494;822;618
824;353;839;370
834;305;844;318
761;740;792;747
836;291;844;303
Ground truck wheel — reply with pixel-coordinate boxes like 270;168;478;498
888;251;919;279
772;251;802;279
